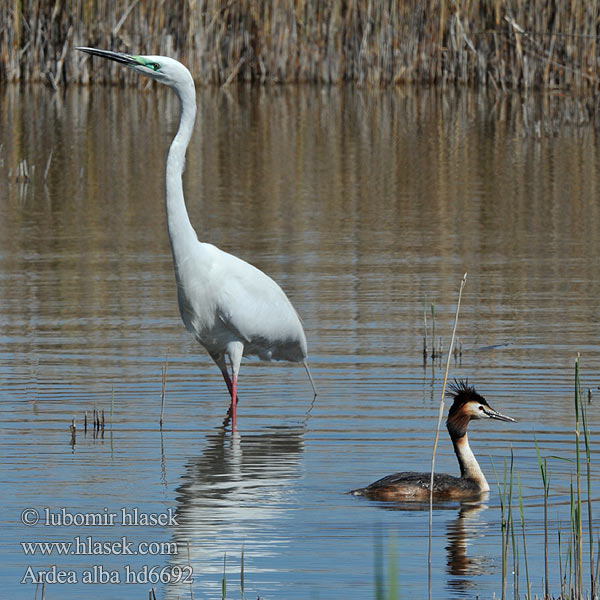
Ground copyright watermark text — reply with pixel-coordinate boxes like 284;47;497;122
21;507;178;527
18;506;190;587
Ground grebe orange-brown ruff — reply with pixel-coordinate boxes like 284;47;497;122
350;380;515;501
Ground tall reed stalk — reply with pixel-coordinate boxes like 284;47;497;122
574;354;595;599
574;355;583;596
516;358;596;600
491;452;515;600
428;272;467;599
535;439;550;597
580;378;595;599
517;475;531;599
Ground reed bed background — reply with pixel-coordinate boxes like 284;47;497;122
1;0;599;93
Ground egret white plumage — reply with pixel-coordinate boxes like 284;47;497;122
77;47;317;430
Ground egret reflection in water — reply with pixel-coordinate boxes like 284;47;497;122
165;426;304;596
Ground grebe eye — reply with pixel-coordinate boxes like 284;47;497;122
478;405;484;411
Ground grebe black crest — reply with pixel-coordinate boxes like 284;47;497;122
350;379;515;501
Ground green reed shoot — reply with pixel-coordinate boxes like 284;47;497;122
213;549;250;600
240;545;245;600
570;353;596;597
387;534;399;600
507;451;518;598
491;458;504;595
558;527;566;599
374;531;401;600
577;357;595;598
511;525;519;599
574;356;583;595
491;451;514;600
374;531;384;600
527;356;597;599
535;438;550;598
187;540;194;600
569;479;579;595
517;475;531;599
501;458;510;600
595;533;600;587
221;553;227;600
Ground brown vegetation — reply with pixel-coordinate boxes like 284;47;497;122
1;0;599;92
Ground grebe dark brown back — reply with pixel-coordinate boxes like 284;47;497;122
350;380;515;501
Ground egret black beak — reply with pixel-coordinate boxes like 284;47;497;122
77;47;140;67
483;406;516;422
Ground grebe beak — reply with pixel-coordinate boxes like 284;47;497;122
482;406;516;422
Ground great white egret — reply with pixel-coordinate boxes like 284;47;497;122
77;47;317;430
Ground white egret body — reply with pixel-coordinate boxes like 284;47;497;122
77;48;317;429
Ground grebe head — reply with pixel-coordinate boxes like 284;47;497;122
446;379;515;438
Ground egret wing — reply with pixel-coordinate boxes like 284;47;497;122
212;253;307;361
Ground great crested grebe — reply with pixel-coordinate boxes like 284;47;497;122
351;380;515;501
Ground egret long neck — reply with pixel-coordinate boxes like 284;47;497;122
165;80;198;262
451;433;489;492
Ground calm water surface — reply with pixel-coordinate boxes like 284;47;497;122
2;84;600;599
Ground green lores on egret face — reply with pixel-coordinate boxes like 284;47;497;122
134;57;161;72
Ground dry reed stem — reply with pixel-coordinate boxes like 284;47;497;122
427;271;467;595
1;0;599;97
160;349;169;428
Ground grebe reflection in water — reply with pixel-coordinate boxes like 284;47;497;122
351;380;515;501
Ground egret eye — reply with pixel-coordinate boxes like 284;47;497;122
151;62;161;71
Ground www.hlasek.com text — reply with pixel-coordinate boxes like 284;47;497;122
22;536;177;556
